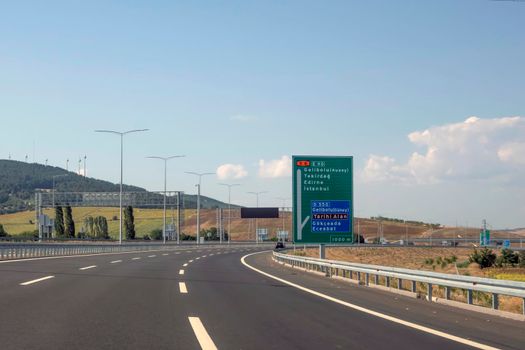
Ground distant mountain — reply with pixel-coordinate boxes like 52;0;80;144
0;160;231;213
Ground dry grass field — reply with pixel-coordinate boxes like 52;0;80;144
296;246;525;314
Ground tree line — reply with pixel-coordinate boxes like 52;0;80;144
54;205;136;239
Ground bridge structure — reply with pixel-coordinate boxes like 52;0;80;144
34;190;184;240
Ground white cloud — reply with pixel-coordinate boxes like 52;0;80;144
361;155;409;183
498;142;525;165
362;116;525;184
229;115;258;123
216;164;248;180
258;155;292;178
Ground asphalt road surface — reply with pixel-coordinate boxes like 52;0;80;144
0;246;523;349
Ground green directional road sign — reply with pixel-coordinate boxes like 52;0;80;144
293;155;353;244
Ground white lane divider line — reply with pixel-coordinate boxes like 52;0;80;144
79;265;97;270
196;257;200;260
179;282;188;294
162;253;169;256
110;260;122;264
179;269;185;275
20;275;55;286
188;317;218;350
189;259;194;263
183;263;188;267
148;255;156;258
241;252;499;350
175;252;181;254
132;257;141;260
202;255;207;258
209;253;214;256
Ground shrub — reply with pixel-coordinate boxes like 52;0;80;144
499;249;519;267
424;258;434;265
149;228;163;240
519;251;525;268
456;260;470;268
469;248;496;269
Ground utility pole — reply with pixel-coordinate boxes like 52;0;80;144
247;191;268;243
185;172;214;244
220;183;240;244
147;155;185;244
83;155;87;177
275;197;290;241
95;128;149;244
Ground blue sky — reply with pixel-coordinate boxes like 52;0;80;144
1;1;524;228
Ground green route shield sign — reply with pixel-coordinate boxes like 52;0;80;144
293;155;353;244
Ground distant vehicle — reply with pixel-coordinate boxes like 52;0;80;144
275;241;285;250
441;240;450;246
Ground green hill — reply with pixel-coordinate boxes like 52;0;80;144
0;159;231;213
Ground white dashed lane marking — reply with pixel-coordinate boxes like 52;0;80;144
110;260;122;264
20;276;55;286
179;269;185;275
79;265;97;271
188;317;218;350
179;282;188;294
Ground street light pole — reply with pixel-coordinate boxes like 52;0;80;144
185;172;214;244
247;191;268;243
275;197;290;231
147;155;185;244
95;128;148;244
220;183;240;244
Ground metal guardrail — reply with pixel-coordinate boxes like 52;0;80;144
0;243;175;260
273;251;525;315
0;242;272;261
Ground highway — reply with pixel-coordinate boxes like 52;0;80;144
0;246;523;349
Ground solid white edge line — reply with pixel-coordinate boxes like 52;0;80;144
179;282;188;294
20;275;55;286
240;251;499;350
179;269;185;275
188;317;218;350
79;265;97;270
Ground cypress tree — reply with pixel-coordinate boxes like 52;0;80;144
100;216;109;239
124;206;136;240
0;223;7;237
54;206;65;237
84;216;94;237
64;206;75;238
